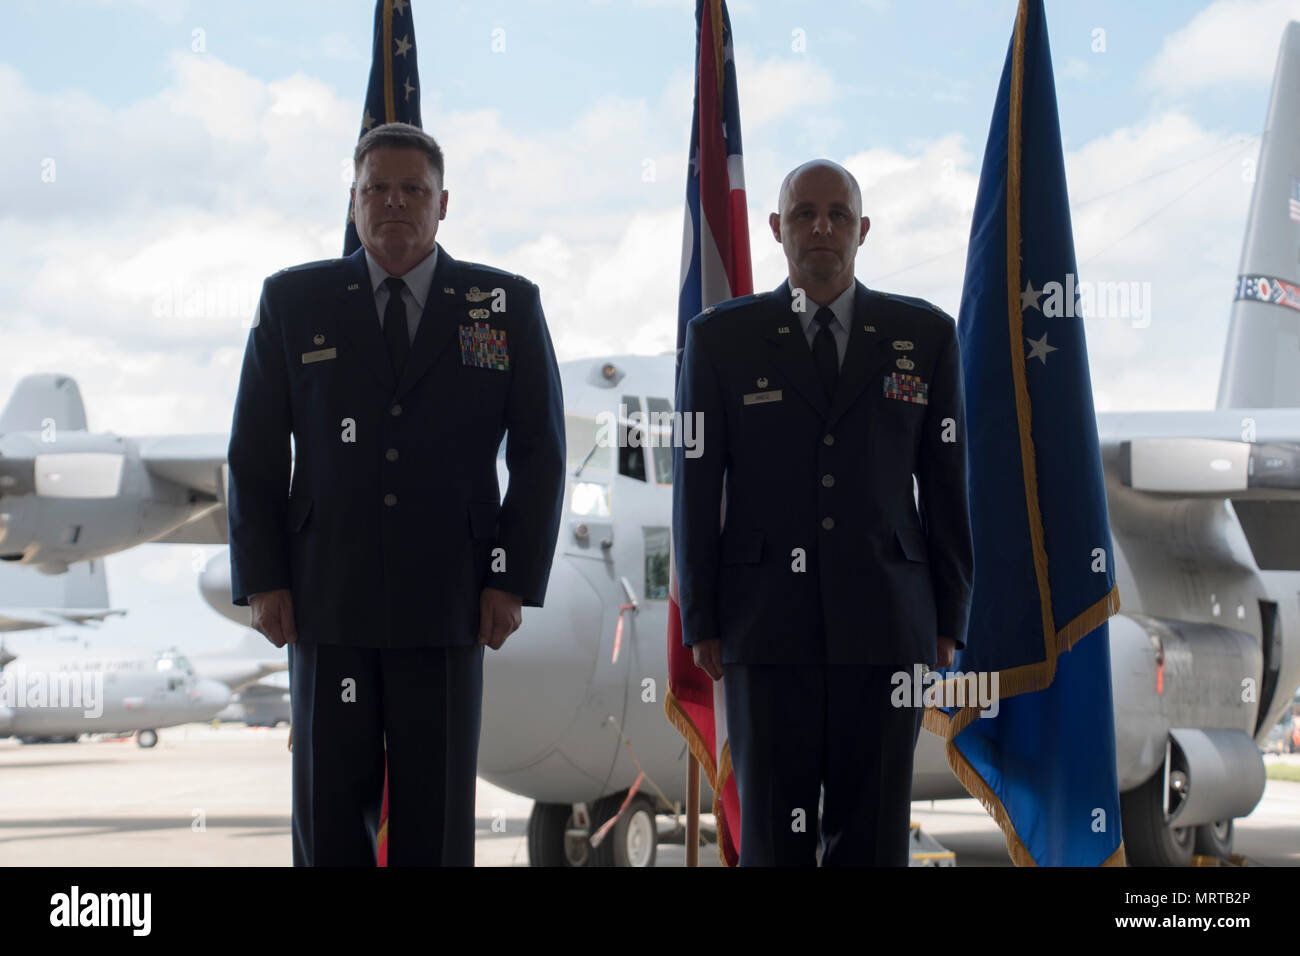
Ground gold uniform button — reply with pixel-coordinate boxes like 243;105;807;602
822;474;835;487
822;516;834;530
386;448;399;461
823;434;834;446
390;404;402;417
384;493;397;506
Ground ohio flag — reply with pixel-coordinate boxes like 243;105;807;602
663;0;752;867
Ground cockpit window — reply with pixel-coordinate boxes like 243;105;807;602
619;396;646;482
646;397;673;485
644;526;670;599
566;414;613;472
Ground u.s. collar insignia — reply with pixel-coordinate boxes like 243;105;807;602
896;357;915;371
892;340;914;351
469;307;490;319
863;324;876;333
465;286;492;302
313;333;325;345
346;283;360;291
777;326;791;334
757;376;768;388
443;286;455;295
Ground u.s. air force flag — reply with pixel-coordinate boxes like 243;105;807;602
922;0;1125;867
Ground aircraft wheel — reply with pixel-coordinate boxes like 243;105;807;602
1193;819;1234;860
1120;767;1194;866
609;796;657;867
136;729;158;749
527;802;590;867
585;793;657;867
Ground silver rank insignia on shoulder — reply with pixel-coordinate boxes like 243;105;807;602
346;283;360;291
469;307;490;319
892;340;914;350
896;357;915;371
313;333;325;345
465;287;492;302
757;376;768;388
864;324;876;333
703;306;715;314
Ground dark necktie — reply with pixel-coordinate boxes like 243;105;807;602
812;306;839;401
382;276;410;380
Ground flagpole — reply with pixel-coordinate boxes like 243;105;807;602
686;755;700;866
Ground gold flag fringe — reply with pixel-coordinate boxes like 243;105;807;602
665;689;734;866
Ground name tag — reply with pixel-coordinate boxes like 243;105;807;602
302;348;337;364
743;389;783;405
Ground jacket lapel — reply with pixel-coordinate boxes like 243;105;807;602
336;247;396;393
826;281;898;429
762;279;829;417
394;245;460;400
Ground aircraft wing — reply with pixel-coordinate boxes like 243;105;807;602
0;607;127;632
1098;408;1300;570
133;433;231;544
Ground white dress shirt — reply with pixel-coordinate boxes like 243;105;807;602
363;245;439;345
795;280;855;370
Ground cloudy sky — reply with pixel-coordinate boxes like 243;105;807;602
0;0;1294;656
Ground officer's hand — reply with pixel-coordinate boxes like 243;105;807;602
937;636;956;669
692;638;723;682
250;589;297;648
478;587;523;650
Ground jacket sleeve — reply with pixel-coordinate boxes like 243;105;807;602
915;319;974;649
671;316;727;648
491;282;566;607
226;277;293;606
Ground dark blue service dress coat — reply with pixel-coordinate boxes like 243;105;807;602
672;278;973;666
226;242;566;647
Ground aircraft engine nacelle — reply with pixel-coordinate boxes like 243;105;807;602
199;549;250;627
1110;612;1265;811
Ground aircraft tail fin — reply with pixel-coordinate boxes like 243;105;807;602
1217;21;1300;410
0;374;88;432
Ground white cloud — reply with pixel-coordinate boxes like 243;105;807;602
1143;0;1300;95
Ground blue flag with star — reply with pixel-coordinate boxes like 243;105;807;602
922;0;1125;867
344;0;422;256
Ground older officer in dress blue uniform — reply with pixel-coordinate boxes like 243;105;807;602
672;159;973;866
227;123;565;866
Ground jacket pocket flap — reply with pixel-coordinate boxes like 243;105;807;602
895;527;928;562
287;495;313;533
721;529;764;565
469;501;501;539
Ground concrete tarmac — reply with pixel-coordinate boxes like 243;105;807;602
0;724;1296;867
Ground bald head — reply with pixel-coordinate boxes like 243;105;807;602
768;158;870;304
778;159;862;217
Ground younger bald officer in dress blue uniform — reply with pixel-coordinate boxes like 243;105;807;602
673;160;974;866
227;123;565;866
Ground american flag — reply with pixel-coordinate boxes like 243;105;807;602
663;0;752;867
